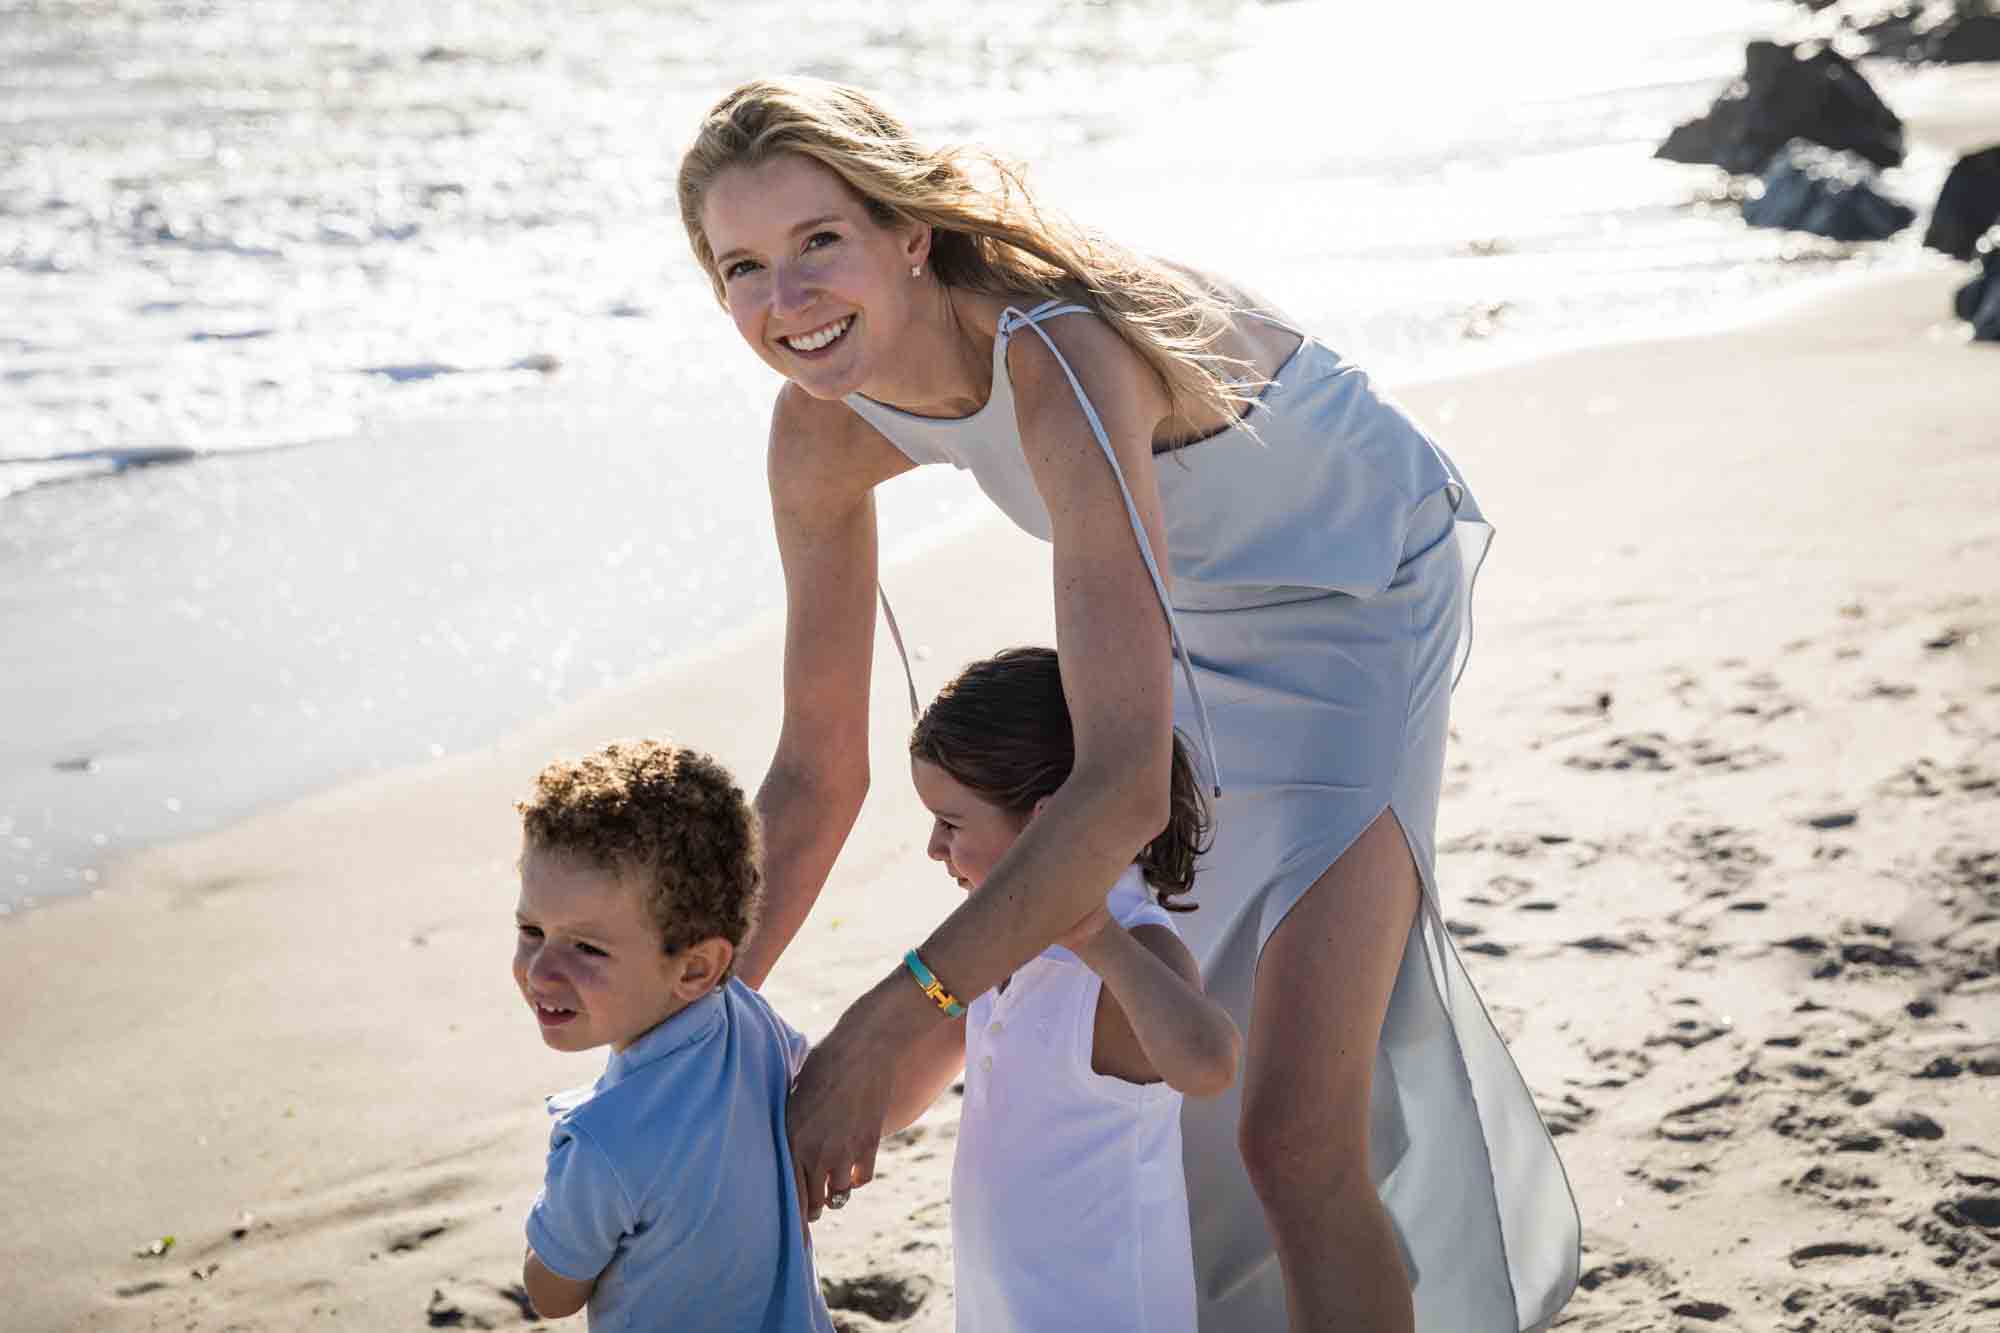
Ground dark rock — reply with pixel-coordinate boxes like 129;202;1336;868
1743;140;1916;240
1658;41;1904;174
1955;241;2000;341
1924;147;2000;259
1929;14;2000;64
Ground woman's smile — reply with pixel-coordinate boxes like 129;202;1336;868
780;315;853;355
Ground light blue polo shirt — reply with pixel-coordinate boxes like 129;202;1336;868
526;978;835;1333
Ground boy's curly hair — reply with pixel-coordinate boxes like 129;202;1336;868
516;740;763;973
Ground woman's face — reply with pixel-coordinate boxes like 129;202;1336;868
700;153;927;400
911;758;1033;893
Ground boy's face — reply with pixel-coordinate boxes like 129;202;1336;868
912;758;1033;894
514;843;689;1054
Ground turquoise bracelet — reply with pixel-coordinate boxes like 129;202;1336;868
902;949;966;1018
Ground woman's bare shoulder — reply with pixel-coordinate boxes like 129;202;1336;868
767;380;916;504
1002;305;1165;429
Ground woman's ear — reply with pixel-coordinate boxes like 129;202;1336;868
673;938;736;999
903;221;932;272
1027;795;1050;823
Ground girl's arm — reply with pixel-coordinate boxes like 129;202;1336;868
737;386;915;990
788;315;1186;1215
1069;917;1239;1098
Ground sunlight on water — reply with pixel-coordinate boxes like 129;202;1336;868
14;0;1946;907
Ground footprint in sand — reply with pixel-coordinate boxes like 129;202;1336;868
1576;1045;1654;1090
1881;758;2000;799
1659;1090;1741;1144
1643;1018;1730;1052
1670;1298;1732;1321
1537;1092;1595;1137
1565;731;1780;775
821;1272;933;1327
1566;1247;1688;1329
1671;824;1768;894
1788;1164;1889;1213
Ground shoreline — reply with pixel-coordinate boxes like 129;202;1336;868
6;262;1996;1331
12;38;1996;922
3;237;1978;925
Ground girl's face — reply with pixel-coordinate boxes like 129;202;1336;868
699;152;929;402
912;758;1033;893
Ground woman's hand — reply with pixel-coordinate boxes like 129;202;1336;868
787;970;933;1220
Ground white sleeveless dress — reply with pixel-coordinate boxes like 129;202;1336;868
952;866;1195;1333
848;299;1580;1331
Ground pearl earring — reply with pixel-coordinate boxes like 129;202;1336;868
910;264;923;278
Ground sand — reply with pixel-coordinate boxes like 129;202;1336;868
5;262;1994;1332
7;90;2000;1328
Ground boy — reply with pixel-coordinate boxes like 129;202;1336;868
512;738;834;1332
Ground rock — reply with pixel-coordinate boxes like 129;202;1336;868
1955;242;2000;342
1658;41;1905;174
1929;14;2000;64
1742;140;1916;240
1924;147;2000;259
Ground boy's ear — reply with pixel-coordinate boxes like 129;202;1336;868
672;938;734;999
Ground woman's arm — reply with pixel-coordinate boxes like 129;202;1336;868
736;386;915;990
1070;919;1240;1098
880;1019;967;1135
788;314;1185;1214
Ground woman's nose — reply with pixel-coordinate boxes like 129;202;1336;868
926;825;949;862
771;262;811;316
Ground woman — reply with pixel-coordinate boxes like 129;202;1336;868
678;77;1579;1331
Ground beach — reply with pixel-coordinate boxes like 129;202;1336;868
6;3;2000;1329
6;260;1997;1329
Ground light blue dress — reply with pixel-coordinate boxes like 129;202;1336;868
848;298;1580;1331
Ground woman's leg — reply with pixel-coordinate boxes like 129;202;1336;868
1239;807;1421;1331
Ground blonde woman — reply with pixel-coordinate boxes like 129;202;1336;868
680;78;1579;1332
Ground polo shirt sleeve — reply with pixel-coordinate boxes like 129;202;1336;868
778;1016;810;1081
524;1121;631;1283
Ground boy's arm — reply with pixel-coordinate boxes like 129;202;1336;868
1072;921;1240;1098
523;1125;622;1317
522;1247;597;1319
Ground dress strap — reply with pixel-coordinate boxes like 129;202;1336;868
1016;298;1094;324
997;305;1225;798
878;583;922;723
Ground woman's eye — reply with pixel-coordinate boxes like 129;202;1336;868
576;942;608;958
517;924;542;940
803;230;838;252
722;258;760;280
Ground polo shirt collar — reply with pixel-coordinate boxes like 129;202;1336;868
602;987;725;1088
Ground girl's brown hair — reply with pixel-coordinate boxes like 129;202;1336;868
909;647;1210;910
677;77;1257;432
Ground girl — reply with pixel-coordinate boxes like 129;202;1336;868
885;647;1239;1333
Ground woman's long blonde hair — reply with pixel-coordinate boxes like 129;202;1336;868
677;77;1256;429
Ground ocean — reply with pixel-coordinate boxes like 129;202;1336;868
0;0;1962;908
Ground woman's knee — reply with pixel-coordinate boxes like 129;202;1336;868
1237;1082;1372;1209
